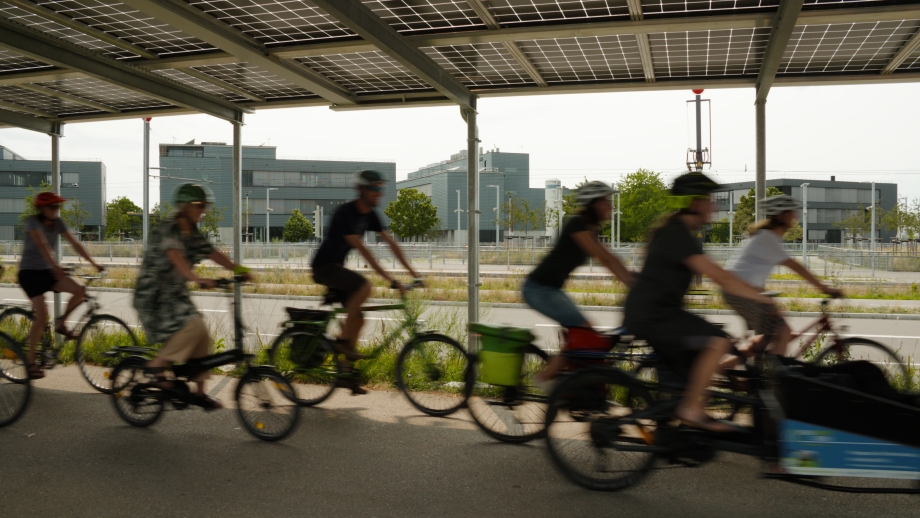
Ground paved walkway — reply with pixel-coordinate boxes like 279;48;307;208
3;366;918;517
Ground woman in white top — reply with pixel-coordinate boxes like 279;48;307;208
723;195;841;359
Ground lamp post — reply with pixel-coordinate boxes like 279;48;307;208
488;185;499;248
244;191;251;242
801;183;809;267
616;188;621;249
266;187;277;243
871;181;876;277
728;210;735;246
454;189;464;244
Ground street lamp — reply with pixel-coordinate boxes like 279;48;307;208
455;189;464;244
244;191;251;243
266;187;278;243
488;185;499;248
801;183;809;266
728;210;735;246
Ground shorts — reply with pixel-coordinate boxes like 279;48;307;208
18;269;58;299
158;315;211;382
626;310;729;379
312;263;368;303
521;277;589;328
722;291;785;336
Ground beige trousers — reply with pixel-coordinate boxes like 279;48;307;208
159;314;211;382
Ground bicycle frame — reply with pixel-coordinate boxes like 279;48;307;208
790;300;844;360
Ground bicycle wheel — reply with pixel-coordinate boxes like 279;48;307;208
0;332;31;427
111;357;164;427
814;337;911;390
76;315;140;394
268;328;338;406
235;367;301;442
466;344;549;443
544;367;658;491
0;308;34;382
396;333;469;417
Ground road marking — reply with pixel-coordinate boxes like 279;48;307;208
200;309;227;313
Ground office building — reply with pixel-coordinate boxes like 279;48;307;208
0;145;106;241
397;148;545;243
711;178;897;243
158;141;395;242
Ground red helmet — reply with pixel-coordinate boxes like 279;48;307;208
34;192;67;208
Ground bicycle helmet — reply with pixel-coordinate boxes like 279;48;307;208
576;181;615;206
761;195;802;219
173;183;215;205
669;172;720;210
353;169;385;188
34;191;67;208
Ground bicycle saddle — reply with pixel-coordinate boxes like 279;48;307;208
285;307;330;322
322;288;347;306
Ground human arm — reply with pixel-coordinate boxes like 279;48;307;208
379;230;420;279
570;231;634;286
166;249;216;288
344;235;397;286
62;230;103;272
684;254;775;305
781;258;841;297
207;249;254;282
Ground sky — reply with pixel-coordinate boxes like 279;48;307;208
1;82;918;207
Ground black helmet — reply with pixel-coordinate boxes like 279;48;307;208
174;183;215;205
670;172;719;210
353;169;385;188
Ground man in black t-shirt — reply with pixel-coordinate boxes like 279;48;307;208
311;170;420;390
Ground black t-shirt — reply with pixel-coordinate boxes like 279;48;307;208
624;217;702;326
528;215;591;289
311;200;385;268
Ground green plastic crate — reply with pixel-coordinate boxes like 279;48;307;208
470;323;535;386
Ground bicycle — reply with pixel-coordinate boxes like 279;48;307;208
267;280;470;416
109;276;300;442
0;268;139;393
0;331;31;427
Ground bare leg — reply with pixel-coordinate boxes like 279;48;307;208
770;323;792;356
51;278;85;332
676;337;738;432
27;294;48;365
338;281;370;351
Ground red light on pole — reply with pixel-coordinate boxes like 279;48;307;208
692;89;704;95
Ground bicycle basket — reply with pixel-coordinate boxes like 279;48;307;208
470;323;534;387
290;331;326;368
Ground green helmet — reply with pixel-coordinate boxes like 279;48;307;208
174;183;215;205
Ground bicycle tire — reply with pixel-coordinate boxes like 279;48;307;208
395;333;469;417
76;314;140;394
267;328;338;406
0;332;31;427
235;367;301;442
111;357;164;427
0;307;34;382
466;344;550;443
544;367;658;491
814;337;911;389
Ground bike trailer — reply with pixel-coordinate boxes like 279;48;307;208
470;323;534;387
772;366;920;486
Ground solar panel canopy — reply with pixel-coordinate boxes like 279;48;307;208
0;0;917;127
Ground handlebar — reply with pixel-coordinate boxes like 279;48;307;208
391;279;424;291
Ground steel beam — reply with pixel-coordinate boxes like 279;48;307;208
0;99;54;118
3;0;159;60
466;0;547;86
0;106;62;135
756;0;805;101
179;67;265;102
232;120;243;313
310;0;474;109
882;27;920;75
17;83;119;113
0;17;246;122
625;0;656;83
119;0;354;105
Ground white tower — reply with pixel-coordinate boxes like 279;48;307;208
545;179;563;241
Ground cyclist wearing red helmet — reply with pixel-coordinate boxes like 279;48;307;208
18;191;103;378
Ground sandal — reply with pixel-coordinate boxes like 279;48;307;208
54;318;79;340
27;362;45;380
191;394;223;411
331;338;366;361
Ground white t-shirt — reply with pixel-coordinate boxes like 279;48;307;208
726;230;789;289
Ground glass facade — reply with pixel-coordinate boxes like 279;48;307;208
0;172;52;187
248;171;353;188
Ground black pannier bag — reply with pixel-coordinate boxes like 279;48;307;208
285;307;329;368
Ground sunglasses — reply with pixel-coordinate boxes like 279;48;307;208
364;185;383;193
45;204;61;210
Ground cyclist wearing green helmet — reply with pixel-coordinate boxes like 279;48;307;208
133;183;253;409
624;172;774;433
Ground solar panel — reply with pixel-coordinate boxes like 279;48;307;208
0;48;53;73
517;36;643;83
34;77;173;110
365;0;485;33
424;43;533;86
487;0;630;24
153;68;251;102
296;51;430;92
0;84;100;115
641;0;778;16
900;45;920;70
0;3;137;59
781;20;920;74
190;63;318;99
188;0;355;45
648;28;771;77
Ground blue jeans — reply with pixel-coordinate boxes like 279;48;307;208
522;278;588;328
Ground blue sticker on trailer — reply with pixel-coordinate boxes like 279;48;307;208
779;420;920;479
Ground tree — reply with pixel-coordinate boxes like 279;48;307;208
62;198;90;235
708;218;730;243
732;187;783;239
106;196;142;240
618;169;670;242
783;221;803;243
200;205;226;241
384;188;440;241
834;204;871;241
282;209;315;242
150;200;173;228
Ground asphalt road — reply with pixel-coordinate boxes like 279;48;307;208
2;367;918;518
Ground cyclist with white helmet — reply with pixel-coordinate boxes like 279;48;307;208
134;183;253;410
722;194;842;363
310;170;421;394
524;181;635;387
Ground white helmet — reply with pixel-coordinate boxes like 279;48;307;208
576;181;615;207
761;195;802;218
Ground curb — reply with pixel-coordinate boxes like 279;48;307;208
4;282;919;321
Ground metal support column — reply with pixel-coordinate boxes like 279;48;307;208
871;181;876;277
616;190;621;249
463;104;480;349
695;94;703;171
232;120;243;310
801;183;809;267
755;99;766;222
51;132;62;343
142;117;150;247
